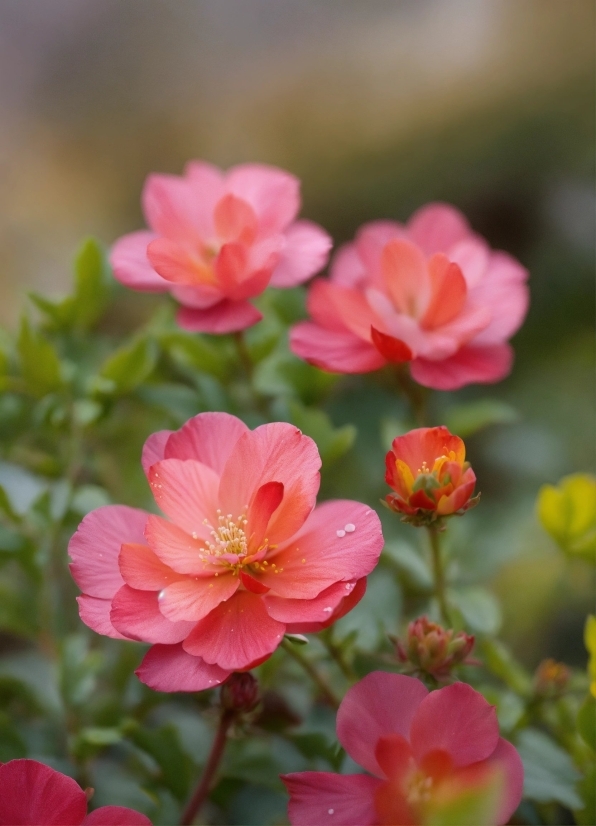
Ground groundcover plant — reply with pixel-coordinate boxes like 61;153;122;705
0;161;593;825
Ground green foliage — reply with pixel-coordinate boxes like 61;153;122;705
445;398;518;438
537;473;596;561
517;728;583;809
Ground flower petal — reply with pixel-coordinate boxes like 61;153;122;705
164;412;249;475
264;579;359;625
69;505;148;599
470;252;529;346
381;239;430;317
142;173;209;242
147;237;214;286
370;327;413;363
411;344;513;390
0;759;88;826
260;501;383;599
226;163;300;233
109;231;168;292
148;458;220;536
488;738;524;825
136;643;230;692
144;515;213;573
407;203;472;256
421;256;467;330
77;595;129;640
110;585;195;644
281;771;381;826
219;423;321;545
156;574;239;623
285;577;367;634
271;220;332;287
119;542;186;590
290;322;385;374
141;430;172;476
182;591;285;670
83;806;152;826
410;682;499;767
214;193;257;244
336;671;428;777
389;427;465;478
177;300;262;333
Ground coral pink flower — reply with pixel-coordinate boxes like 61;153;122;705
69;413;383;692
385;426;478;525
0;759;150;825
290;203;529;390
282;672;524;826
110;162;332;333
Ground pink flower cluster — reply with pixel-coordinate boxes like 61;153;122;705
69;413;383;692
282;672;524;826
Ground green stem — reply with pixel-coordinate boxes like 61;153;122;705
428;526;452;626
320;631;358;683
281;639;340;707
396;367;427;426
180;709;234;825
233;331;269;420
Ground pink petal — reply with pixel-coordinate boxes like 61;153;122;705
281;772;381;826
148;459;220;536
222;263;273;303
290;322;385;374
247;481;285;547
214;193;257;244
144;514;213;572
0;759;87;825
226;163;300;234
77;595;129;640
141;430;172;476
219;423;321;545
69;505;148;599
260;501;383;599
119;542;186;590
381;239;430;318
142;173;209;242
184;160;225;223
176;300;262;333
421;256;467;330
271;220;332;287
109;231;168;292
336;672;428;777
469;252;529;346
264;579;358;624
147;237;214;286
411;343;513;390
182;591;285;670
307;279;354;332
171;283;222;309
448;238;490;288
320;282;384;341
213;242;249;292
329;242;367;288
110;585;195;643
488;738;524;825
136;643;230;692
410;682;499;768
370;327;413;364
164;412;249;475
355;220;405;285
407;203;472;256
156;574;239;623
83;807;151;826
285;577;367;634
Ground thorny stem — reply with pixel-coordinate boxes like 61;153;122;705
395;366;427;426
180;708;235;825
428;526;452;626
281;638;340;708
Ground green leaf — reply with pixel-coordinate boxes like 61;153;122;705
480;638;532;697
575;761;596;825
383;540;433;591
517;728;582;809
445;398;518;438
17;317;62;395
72;238;110;328
577;695;595;751
160;331;230;379
449;587;502;634
99;337;157;394
289;401;356;466
71;485;111;516
130;723;194;801
537;474;596;561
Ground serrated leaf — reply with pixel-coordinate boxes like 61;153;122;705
445;399;518;438
99;337;157;394
17;318;62;395
517;728;582;809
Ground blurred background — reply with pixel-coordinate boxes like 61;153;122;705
0;0;593;666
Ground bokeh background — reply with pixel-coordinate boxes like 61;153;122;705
0;0;593;680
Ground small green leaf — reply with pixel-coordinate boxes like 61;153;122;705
130;724;194;801
445;398;518;438
99;337;157;394
383;540;433;591
480;638;532;697
575;761;596;825
449;587;502;634
160;331;230;379
538;474;596;562
73;238;110;328
17;318;62;395
517;728;582;809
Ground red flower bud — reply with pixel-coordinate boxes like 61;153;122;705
396;616;475;680
220;672;260;714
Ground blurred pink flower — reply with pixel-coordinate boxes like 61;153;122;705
282;672;524;826
290;203;529;390
69;413;383;692
0;759;151;825
110;162;332;333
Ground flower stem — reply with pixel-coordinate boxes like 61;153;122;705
320;631;358;683
281;638;340;707
180;708;234;825
233;331;269;419
395;366;427;426
428;526;452;626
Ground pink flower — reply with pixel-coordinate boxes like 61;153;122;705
282;672;524;826
290;203;529;390
0;759;151;825
110;162;332;333
69;413;383;692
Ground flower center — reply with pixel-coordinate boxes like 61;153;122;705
406;771;433;806
203;510;248;559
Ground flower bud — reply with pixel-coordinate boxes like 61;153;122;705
220;672;260;714
396;616;475;680
385;426;479;526
533;658;570;699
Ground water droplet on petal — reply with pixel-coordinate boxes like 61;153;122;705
158;589;166;601
344;523;355;533
323;606;332;612
336;529;346;538
328;810;334;816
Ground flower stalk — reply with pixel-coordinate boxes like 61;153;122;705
428;526;452;626
281;638;340;707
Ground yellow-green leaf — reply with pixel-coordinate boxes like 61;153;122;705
537;474;596;562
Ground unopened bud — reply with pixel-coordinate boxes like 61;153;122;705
220;672;260;714
533;659;570;699
396;616;475;680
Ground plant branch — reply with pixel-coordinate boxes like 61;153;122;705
180;709;234;825
281;638;340;707
428;526;452;626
